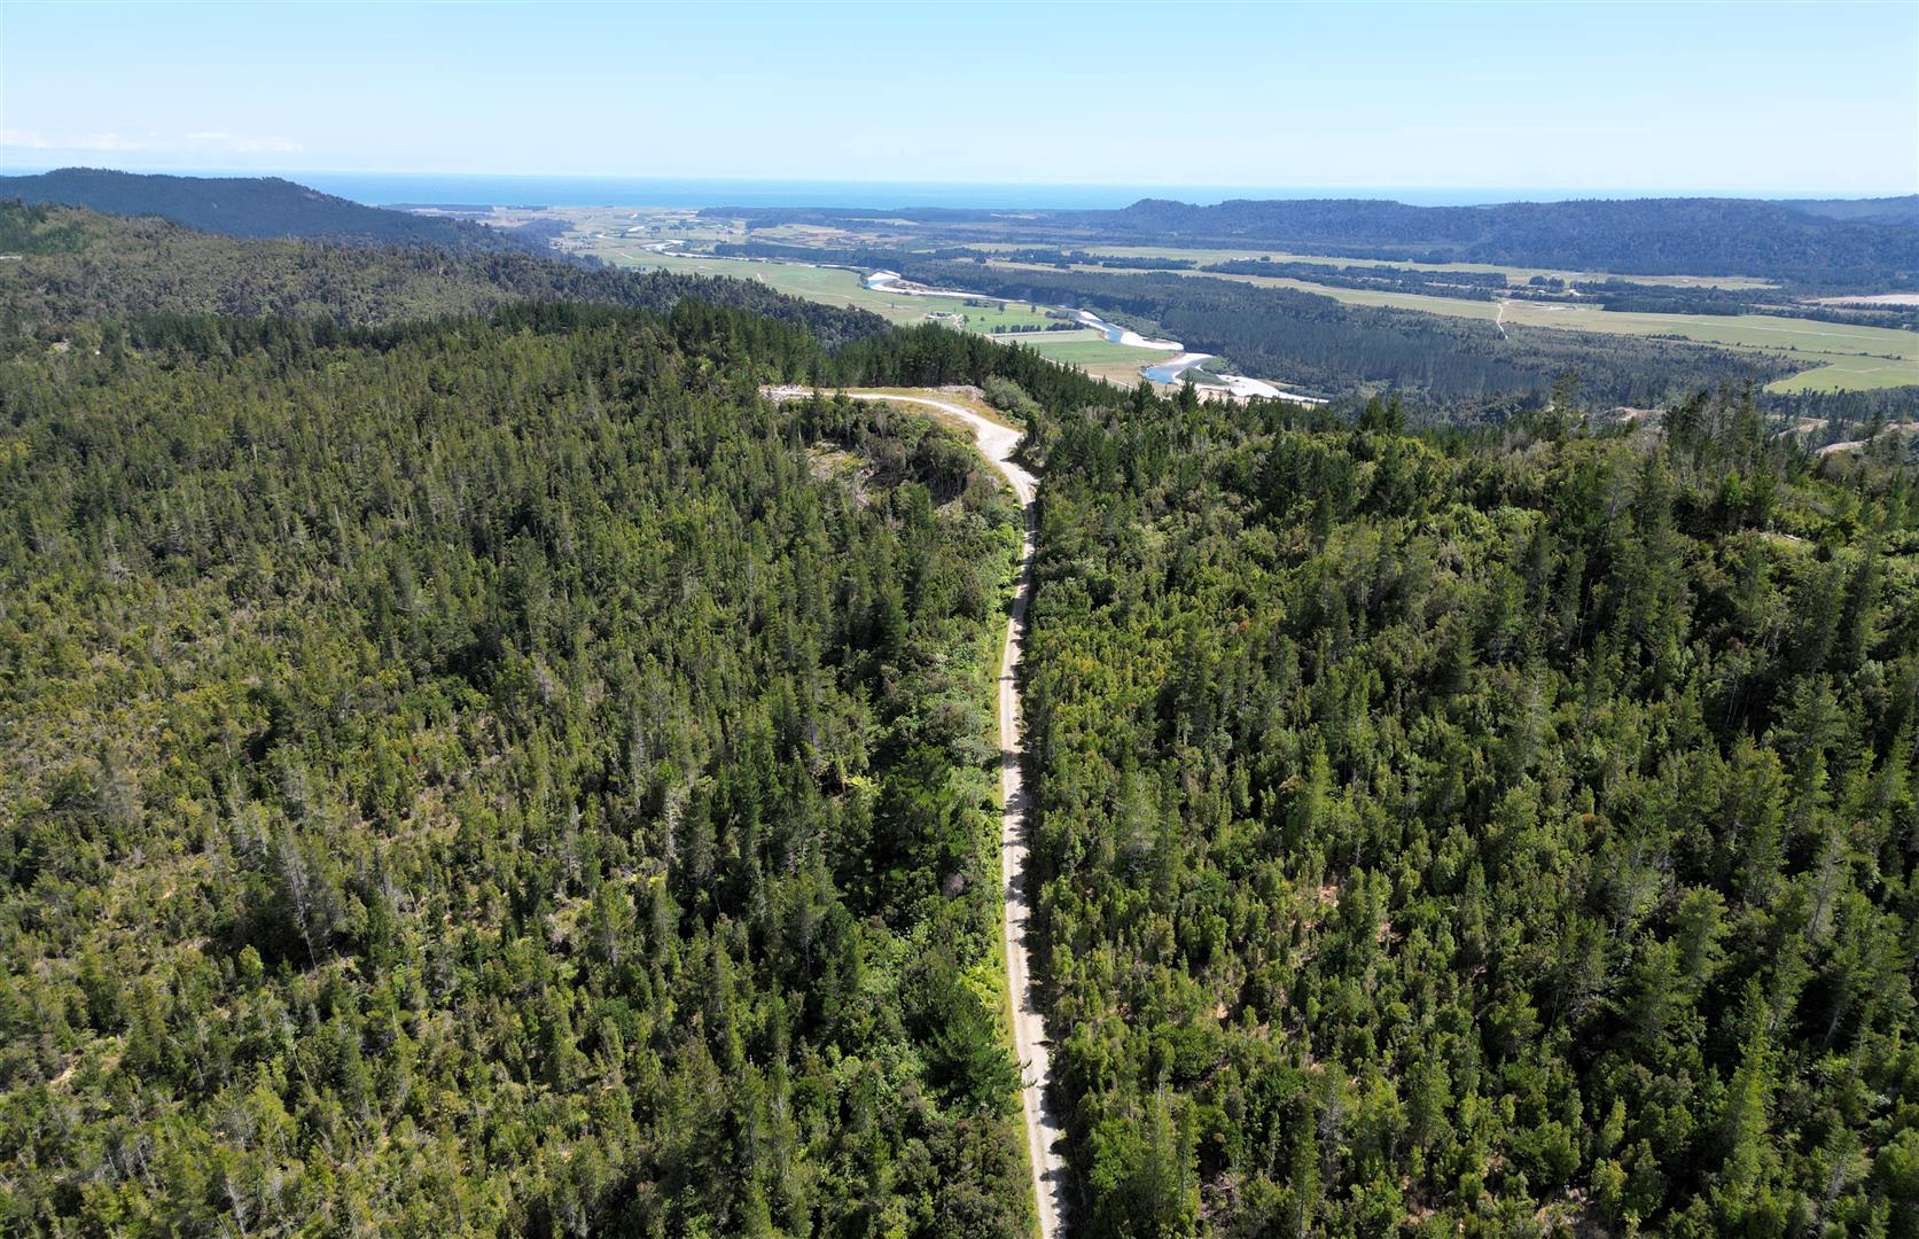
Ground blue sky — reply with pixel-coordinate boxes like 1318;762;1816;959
3;1;1914;195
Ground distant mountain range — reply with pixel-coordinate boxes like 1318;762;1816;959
0;167;543;253
1071;196;1919;283
705;194;1919;287
8;168;1913;290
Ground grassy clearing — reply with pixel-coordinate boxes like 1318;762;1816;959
1499;303;1919;357
986;326;1106;344
607;249;932;323
607;246;1076;333
927;300;1070;333
1766;354;1919;392
1007;336;1165;385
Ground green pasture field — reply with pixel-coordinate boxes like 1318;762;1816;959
605;246;1129;366
1766;354;1919;393
1501;302;1918;356
605;248;937;324
1498;301;1918;392
1003;336;1167;385
986;326;1107;344
914;297;1068;333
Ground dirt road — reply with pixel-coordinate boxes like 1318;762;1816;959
765;386;1068;1236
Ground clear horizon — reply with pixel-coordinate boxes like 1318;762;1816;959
4;167;1909;210
4;1;1914;197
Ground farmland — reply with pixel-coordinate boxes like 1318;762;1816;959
993;334;1172;385
505;206;1917;395
591;248;931;322
585;240;1056;330
980;259;1917;392
1766;352;1919;392
587;235;1172;384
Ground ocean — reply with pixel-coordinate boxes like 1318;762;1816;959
3;166;1861;210
45;169;1761;211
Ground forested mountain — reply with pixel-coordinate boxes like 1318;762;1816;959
0;304;1038;1235
1783;196;1919;227
1068;197;1919;285
1018;388;1919;1234
0;202;886;347
706;196;1919;286
0;167;535;252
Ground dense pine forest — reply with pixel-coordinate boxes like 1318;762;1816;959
0;203;885;347
1020;388;1919;1235
0;304;1036;1234
3;181;1917;1237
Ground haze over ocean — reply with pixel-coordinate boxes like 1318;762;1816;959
6;169;1903;211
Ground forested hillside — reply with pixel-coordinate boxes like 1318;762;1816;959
0;168;532;252
1019;388;1919;1234
0;202;887;348
0;305;1035;1235
1068;197;1919;286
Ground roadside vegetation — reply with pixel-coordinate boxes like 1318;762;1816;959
1019;386;1919;1235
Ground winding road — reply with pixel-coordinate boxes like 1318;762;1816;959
764;387;1069;1237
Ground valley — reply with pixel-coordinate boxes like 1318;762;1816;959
991;257;1919;390
586;240;1185;387
478;203;1918;397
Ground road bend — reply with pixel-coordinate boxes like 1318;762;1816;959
764;387;1069;1237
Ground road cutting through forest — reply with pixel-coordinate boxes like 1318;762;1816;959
763;386;1068;1238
